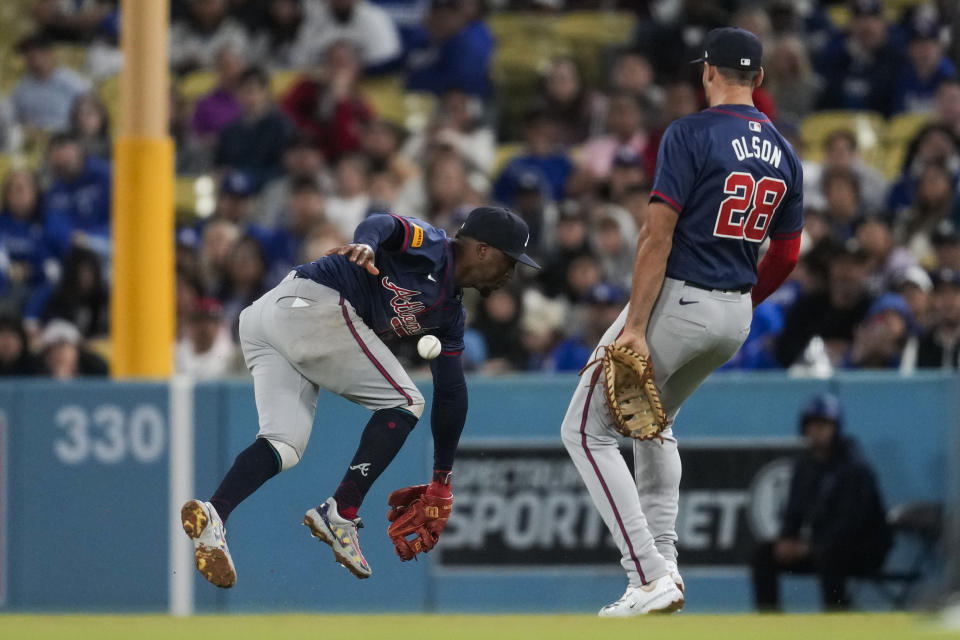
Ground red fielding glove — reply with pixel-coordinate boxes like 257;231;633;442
386;470;453;561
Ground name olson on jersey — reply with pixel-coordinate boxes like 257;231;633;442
731;135;782;169
382;277;424;336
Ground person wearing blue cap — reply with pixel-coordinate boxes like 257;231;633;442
816;0;906;116
179;206;539;587
844;292;917;368
549;282;629;372
917;268;960;368
892;8;957;115
752;393;891;611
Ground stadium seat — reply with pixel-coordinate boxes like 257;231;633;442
855;501;942;609
799;110;885;166
178;70;217;103
358;76;436;131
270;69;301;99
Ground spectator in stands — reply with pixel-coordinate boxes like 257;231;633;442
170;86;211;174
29;0;118;44
291;0;401;69
917;267;960;368
887;123;960;217
776;240;873;368
11;34;91;134
420;150;477;232
169;0;249;75
325;154;373;238
258;177;327;282
403;89;495;176
198;219;241;296
892;12;956;115
405;0;494;101
844;293;916;369
537;202;590;298
857;217;916;296
282;40;373;162
210;171;257;228
176;265;203;341
573;92;651;194
38;318;108;379
507;171;554;261
603;147;648;204
191;44;246;142
39;247;108;340
217;236;269;334
892;265;933;331
936;80;960;138
215;67;292;190
931;221;960;270
765;35;820;123
249;0;307;69
803;129;887;216
0;170;53;313
0;315;42;376
563;253;602;305
257;134;331;228
752;393;891;611
175;296;242;379
550;282;627;372
364;119;418;193
816;0;905;116
494;110;572;207
608;49;664;127
591;205;636;291
519;288;566;371
68;93;111;160
894;161;958;263
43;133;111;257
819;167;864;240
471;287;526;373
535;57;594;146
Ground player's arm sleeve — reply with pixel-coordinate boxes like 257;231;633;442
649;121;698;214
351;213;405;252
429;352;468;472
751;235;801;307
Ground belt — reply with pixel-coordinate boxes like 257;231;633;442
683;280;752;294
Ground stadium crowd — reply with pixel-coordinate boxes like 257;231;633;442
0;0;958;379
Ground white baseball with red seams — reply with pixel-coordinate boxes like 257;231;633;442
417;334;442;360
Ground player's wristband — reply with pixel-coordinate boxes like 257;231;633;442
427;470;452;497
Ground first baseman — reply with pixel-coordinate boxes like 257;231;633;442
560;28;804;616
181;206;539;587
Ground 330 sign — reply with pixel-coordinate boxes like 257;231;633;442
54;404;166;465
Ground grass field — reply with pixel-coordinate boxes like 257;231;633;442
1;614;959;640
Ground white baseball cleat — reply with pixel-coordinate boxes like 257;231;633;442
180;499;237;588
598;575;685;617
304;497;372;579
666;560;685;593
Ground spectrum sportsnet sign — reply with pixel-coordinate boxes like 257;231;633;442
435;440;801;569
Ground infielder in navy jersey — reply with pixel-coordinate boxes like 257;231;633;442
181;206;539;587
560;28;804;616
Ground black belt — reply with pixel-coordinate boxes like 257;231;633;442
683;280;752;294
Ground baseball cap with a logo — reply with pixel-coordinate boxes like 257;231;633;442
691;27;763;71
458;206;540;269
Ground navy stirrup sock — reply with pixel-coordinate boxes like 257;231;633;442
210;437;281;523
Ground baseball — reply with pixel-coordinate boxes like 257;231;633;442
417;334;442;360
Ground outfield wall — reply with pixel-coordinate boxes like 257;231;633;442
0;372;957;614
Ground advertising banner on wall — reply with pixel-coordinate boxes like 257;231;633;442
436;439;801;570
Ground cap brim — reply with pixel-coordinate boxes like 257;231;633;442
507;251;541;269
690;57;705;64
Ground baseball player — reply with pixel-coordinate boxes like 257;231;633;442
181;206;539;587
560;28;804;616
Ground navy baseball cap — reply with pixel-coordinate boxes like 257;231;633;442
850;0;882;17
800;393;843;432
458;206;540;269
691;27;763;71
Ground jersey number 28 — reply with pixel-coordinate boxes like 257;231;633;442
714;172;787;243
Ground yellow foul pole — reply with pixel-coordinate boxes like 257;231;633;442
111;0;174;377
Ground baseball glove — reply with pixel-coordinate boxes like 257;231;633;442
387;485;453;561
583;345;668;441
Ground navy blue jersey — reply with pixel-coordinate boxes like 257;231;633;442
651;104;804;289
295;214;465;353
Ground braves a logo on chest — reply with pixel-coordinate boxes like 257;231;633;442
382;277;425;336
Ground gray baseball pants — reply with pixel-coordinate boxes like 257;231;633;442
238;274;424;460
560;277;752;586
